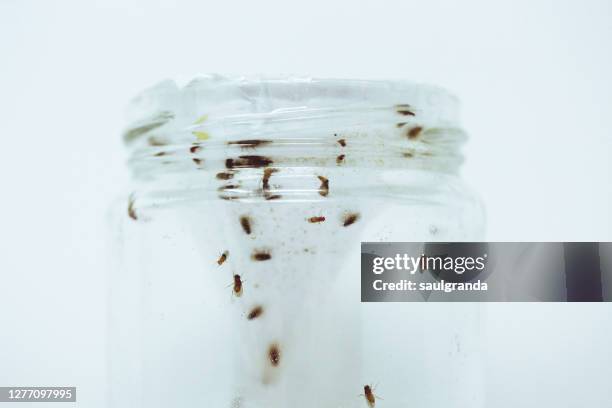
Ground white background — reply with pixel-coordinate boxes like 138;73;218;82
0;0;611;407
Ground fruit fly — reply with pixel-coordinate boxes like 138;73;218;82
407;126;423;139
240;216;252;234
127;194;137;220
216;171;234;180
268;343;281;367
262;168;281;200
228;139;271;149
226;155;273;169
251;250;271;261
317;175;329;197
342;212;360;227
231;274;243;297
217;250;229;266
395;104;415;116
361;384;381;408
247;305;264;320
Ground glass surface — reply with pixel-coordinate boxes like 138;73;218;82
109;76;485;408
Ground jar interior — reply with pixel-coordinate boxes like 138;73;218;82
110;76;485;408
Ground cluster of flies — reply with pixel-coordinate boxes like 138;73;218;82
211;158;362;402
128;103;421;406
215;212;281;381
212;160;364;404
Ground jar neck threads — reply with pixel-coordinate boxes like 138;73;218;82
123;77;468;203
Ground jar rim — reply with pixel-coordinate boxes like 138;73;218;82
123;75;461;143
123;74;465;145
123;75;468;202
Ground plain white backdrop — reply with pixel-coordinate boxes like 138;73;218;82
0;0;611;407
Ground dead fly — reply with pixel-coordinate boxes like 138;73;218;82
231;274;243;297
228;139;272;149
317;175;329;197
240;216;252;234
217;250;229;266
262;168;278;190
127;194;137;220
395;104;415;116
396;122;407;128
342;212;360;227
251;249;271;261
193;158;203;165
189;145;202;154
337;138;347;147
308;216;326;223
218;184;240;192
247;305;264;320
268;343;281;367
262;168;281;200
407;126;423;140
216;171;235;180
226;155;273;169
336;154;345;165
361;384;382;408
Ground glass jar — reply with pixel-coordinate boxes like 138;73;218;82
109;76;485;408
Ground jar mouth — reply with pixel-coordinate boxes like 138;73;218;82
123;76;468;203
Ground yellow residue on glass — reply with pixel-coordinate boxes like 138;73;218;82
193;131;210;140
193;114;210;140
